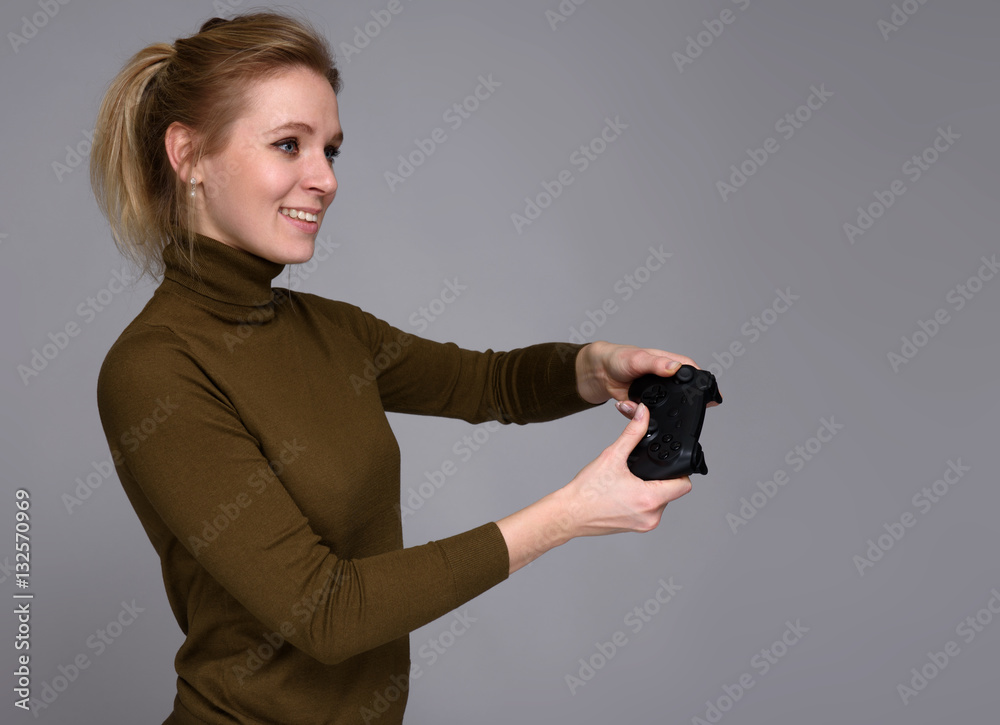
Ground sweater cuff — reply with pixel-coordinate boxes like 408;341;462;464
534;342;604;421
436;522;510;603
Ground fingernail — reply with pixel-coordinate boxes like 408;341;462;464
616;400;636;415
667;361;681;371
634;402;646;420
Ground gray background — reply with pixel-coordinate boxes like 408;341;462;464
2;0;998;723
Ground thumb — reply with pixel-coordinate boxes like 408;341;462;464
612;401;649;455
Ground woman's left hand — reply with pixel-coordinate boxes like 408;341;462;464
575;341;721;414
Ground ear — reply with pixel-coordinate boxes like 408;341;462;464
165;121;197;180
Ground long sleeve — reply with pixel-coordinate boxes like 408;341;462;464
96;231;605;723
310;297;601;424
97;326;516;667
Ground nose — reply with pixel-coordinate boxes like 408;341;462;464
305;152;337;199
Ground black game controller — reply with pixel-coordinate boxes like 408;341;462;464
626;365;722;480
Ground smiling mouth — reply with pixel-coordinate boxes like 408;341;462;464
279;207;319;222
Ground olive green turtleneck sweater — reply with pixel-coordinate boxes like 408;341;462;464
95;232;597;724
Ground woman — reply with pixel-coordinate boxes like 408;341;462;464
91;11;700;724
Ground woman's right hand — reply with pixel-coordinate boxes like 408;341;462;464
496;402;693;574
557;402;693;538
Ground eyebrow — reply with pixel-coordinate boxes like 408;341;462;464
267;121;343;145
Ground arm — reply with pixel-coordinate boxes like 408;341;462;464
495;401;693;574
333;311;705;575
96;327;510;666
574;340;710;405
500;340;713;575
316;299;602;424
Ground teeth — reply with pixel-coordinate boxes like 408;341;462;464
280;208;318;223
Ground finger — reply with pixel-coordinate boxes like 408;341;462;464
611;402;649;456
655;476;693;499
633;349;698;376
614;399;637;419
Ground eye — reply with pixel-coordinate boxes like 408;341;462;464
273;138;340;164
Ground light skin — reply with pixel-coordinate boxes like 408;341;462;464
164;66;342;265
164;65;720;576
497;344;718;574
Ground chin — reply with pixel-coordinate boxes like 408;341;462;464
272;239;316;265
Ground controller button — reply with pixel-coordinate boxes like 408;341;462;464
675;366;694;383
641;384;669;407
661;433;673;443
670;441;682;451
658;450;671;460
650;443;661;452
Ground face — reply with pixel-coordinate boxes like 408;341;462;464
190;66;341;264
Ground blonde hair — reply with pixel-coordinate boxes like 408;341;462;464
89;11;343;283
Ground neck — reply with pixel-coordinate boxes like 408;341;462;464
160;231;288;324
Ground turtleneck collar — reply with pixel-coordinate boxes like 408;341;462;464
161;232;287;323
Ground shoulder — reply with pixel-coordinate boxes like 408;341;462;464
96;325;197;417
284;290;394;344
100;323;189;369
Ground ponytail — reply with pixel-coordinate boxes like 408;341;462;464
90;43;179;282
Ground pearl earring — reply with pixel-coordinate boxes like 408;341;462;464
190;176;197;198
